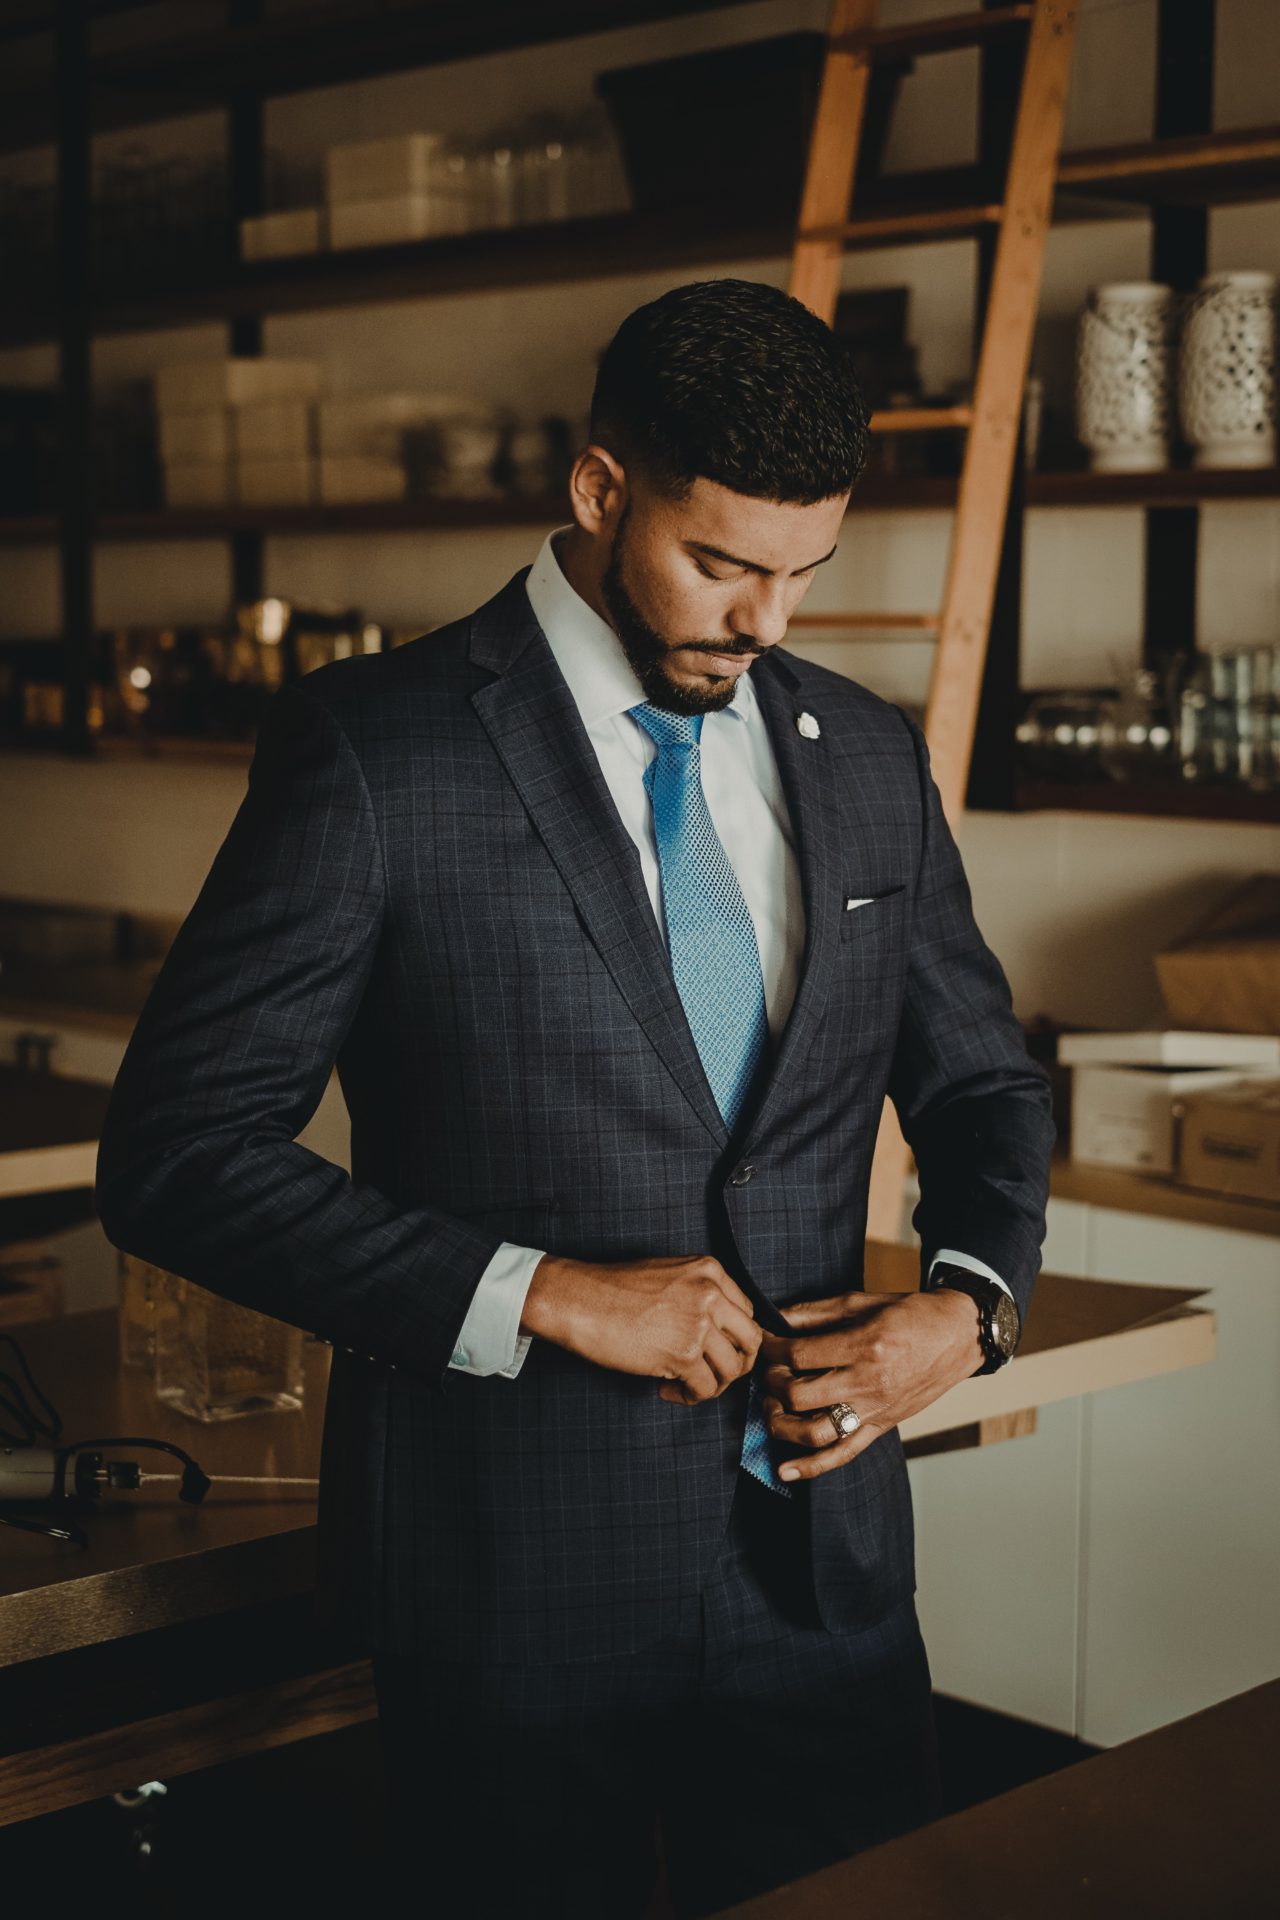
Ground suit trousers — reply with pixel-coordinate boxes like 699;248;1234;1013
371;1468;942;1917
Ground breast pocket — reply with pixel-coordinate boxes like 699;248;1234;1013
840;883;907;940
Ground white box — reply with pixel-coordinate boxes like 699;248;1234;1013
155;358;325;412
317;390;473;456
1070;1065;1269;1174
326;133;445;203
239;208;324;261
328;192;443;250
157;407;231;463
319;455;406;504
234;398;315;459
236;455;316;506
162;461;233;509
1059;1029;1280;1071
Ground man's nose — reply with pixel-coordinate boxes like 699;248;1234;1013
730;582;791;648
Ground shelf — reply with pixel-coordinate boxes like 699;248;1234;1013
10;467;1280;547
0;0;748;155
1057;123;1280;211
1013;779;1280;824
1050;1151;1280;1240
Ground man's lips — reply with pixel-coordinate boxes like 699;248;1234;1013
681;648;759;676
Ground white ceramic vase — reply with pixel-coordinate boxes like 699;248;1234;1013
1074;282;1176;472
1177;269;1276;469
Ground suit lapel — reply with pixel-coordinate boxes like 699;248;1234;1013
468;573;728;1150
738;650;847;1153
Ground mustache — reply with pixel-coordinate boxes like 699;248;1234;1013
679;640;764;659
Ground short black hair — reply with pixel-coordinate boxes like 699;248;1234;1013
589;277;869;505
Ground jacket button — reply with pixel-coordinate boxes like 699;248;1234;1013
729;1164;755;1187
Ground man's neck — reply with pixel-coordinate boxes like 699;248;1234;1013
553;524;614;630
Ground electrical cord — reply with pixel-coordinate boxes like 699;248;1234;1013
0;1330;318;1549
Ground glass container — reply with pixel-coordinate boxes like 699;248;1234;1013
154;1275;305;1421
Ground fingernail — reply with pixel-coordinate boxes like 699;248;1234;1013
779;1467;799;1482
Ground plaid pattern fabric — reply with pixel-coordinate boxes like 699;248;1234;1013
94;565;1056;1665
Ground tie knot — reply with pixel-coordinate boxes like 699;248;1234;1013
629;704;703;754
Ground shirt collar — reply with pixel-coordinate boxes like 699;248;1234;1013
524;526;757;729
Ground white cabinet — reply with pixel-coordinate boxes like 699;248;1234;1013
909;1194;1280;1746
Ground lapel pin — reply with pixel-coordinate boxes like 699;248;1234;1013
796;711;821;740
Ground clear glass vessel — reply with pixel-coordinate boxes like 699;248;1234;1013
154;1275;305;1421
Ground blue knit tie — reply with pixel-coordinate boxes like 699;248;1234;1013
630;704;791;1497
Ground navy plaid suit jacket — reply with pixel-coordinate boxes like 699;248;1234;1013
95;564;1055;1665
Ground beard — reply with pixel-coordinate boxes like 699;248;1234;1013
600;501;762;715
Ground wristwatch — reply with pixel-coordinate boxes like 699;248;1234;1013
930;1262;1021;1375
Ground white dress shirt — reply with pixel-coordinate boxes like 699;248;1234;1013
448;528;1009;1378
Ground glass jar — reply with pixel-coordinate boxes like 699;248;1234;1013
118;1249;172;1371
154;1275;305;1421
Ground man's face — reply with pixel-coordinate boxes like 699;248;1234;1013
600;476;849;715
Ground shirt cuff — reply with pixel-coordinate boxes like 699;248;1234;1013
927;1247;1014;1302
449;1243;545;1378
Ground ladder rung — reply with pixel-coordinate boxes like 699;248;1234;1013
788;612;941;632
838;5;1035;64
869;406;973;432
799;202;1005;247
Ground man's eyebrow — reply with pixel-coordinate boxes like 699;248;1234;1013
686;540;839;578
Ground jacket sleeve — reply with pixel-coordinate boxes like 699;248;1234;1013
94;677;504;1391
886;711;1057;1321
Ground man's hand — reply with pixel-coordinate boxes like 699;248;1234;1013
759;1287;984;1483
520;1253;762;1403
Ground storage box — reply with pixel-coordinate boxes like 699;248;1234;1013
328;192;442;250
1175;1077;1280;1203
162;461;233;508
234;398;315;459
156;407;232;464
318;454;406;504
1059;1029;1280;1071
325;133;445;203
236;455;316;506
1156;875;1280;1035
155;358;324;412
239;208;324;261
1070;1064;1267;1175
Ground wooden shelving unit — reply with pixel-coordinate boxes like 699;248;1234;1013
4;0;1277;823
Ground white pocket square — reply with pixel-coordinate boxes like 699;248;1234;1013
844;897;875;911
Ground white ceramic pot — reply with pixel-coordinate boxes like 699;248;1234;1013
1177;269;1276;468
1074;282;1176;472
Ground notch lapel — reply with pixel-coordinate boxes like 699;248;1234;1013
468;574;728;1150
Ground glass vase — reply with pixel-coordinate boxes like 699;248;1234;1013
154;1275;305;1421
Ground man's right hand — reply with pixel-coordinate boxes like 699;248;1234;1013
519;1253;762;1403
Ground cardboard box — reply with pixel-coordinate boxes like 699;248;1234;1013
317;390;473;457
156;407;232;463
155;358;324;412
162;461;233;508
1070;1064;1267;1174
236;455;316;506
325;134;445;203
1156;875;1280;1035
234;398;315;459
239;208;324;261
1175;1077;1280;1204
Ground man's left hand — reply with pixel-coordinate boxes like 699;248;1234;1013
759;1288;985;1483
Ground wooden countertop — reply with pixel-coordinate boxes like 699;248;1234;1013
717;1678;1280;1918
0;1064;112;1197
1048;1148;1280;1239
0;1270;1214;1666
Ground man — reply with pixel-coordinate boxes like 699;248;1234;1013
96;278;1055;1916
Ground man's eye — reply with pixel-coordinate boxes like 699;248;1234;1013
694;560;728;580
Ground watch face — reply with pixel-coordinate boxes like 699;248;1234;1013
993;1292;1020;1357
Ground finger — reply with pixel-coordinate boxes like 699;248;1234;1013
762;1364;856;1415
698;1258;756;1321
763;1398;867;1450
782;1316;890;1375
714;1299;764;1363
701;1328;752;1392
780;1290;881;1330
775;1421;887;1483
672;1355;721;1405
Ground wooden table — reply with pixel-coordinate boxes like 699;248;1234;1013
715;1679;1280;1917
0;1270;1215;1829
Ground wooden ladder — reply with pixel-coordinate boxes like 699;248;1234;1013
788;0;1079;1247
